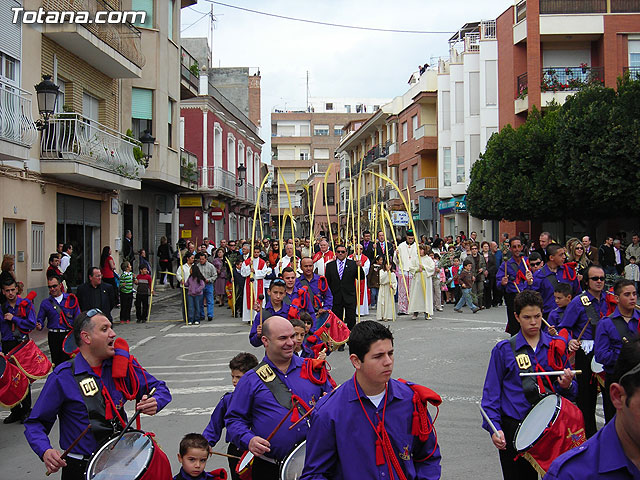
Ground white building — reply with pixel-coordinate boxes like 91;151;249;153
437;21;501;241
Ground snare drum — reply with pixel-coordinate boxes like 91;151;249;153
62;331;79;358
0;354;29;408
86;430;172;480
7;340;52;380
280;441;306;480
513;394;586;475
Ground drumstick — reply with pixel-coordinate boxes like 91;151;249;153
110;387;157;451
288;406;314;430
575;321;590;343
519;370;582;377
211;451;242;460
477;403;499;436
258;294;265;327
266;399;298;441
45;425;91;476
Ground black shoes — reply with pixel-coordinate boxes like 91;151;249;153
4;409;27;424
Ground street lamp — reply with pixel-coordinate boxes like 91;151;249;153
34;74;59;130
236;163;247;187
139;130;155;168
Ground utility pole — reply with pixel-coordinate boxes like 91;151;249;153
209;3;214;68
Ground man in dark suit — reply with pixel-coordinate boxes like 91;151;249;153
76;267;116;322
534;231;552;263
361;231;375;263
325;244;364;332
374;230;394;262
599;236;616;275
582;235;599;265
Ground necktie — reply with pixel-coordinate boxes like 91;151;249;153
381;242;385;253
338;260;344;279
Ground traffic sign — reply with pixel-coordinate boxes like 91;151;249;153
210;207;224;221
391;211;409;226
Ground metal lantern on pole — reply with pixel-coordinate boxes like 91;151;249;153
34;74;59;130
139;130;155;167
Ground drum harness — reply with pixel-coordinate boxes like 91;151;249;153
509;337;555;406
47;294;78;330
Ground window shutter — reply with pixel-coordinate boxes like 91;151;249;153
0;0;22;59
132;0;153;28
132;88;153;120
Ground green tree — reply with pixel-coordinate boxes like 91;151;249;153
467;106;560;220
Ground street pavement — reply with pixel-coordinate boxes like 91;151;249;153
0;291;605;479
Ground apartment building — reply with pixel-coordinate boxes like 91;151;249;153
437;21;501;241
270;97;386;239
180;74;265;244
499;0;640;128
336;72;438;239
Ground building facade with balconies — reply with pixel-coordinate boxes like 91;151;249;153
180;81;264;245
437;20;501;241
499;0;640;128
271;97;386;240
0;0;161;295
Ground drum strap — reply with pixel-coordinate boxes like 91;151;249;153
544;271;560;292
611;316;637;343
509;337;546;406
252;361;306;421
70;358;124;447
49;298;72;329
580;293;602;326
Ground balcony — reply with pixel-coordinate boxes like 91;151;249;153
624;66;640;80
611;0;640;12
415;177;438;193
40;113;143;190
180;47;200;99
246;184;257;204
0;80;37;160
414;125;438;154
540;0;607;14
198;166;236;196
541;66;604;91
41;0;144;78
180;148;198;189
515;72;529;114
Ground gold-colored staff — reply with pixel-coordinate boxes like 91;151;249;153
178;248;188;325
381;206;409;307
323;163;336;254
380;204;396;322
249;174;271;315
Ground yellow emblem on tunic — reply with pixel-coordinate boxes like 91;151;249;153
580;296;591;306
399;445;411;461
79;377;99;397
516;354;532;370
256;364;276;383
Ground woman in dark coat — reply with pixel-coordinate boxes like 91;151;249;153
212;248;227;306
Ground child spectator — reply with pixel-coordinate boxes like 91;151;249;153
368;255;383;308
454;259;479;313
185;264;206;325
203;352;258;480
174;433;226;480
448;257;462;304
119;261;134;324
547;282;573;335
135;265;153;323
624;256;640;292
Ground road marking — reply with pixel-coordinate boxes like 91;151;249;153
160;324;176;332
130;336;155;350
166;332;247;338
146;363;229;369
154;407;217;417
170;385;234;395
436;317;505;325
180;323;244;328
440;394;482;403
166;377;226;383
157;371;227;376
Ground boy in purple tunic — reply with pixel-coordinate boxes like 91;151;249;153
301;320;442;480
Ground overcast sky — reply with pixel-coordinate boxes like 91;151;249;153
180;1;511;159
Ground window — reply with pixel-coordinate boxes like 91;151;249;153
412;115;418;137
325;103;333;111
168;98;174;147
442;91;450;131
168;0;174;41
277;125;295;136
630;39;640;67
456;141;465;183
1;54;17;84
323;183;335;206
132;0;153;28
238;142;245;171
314;148;330;160
82;93;99;123
402;122;408;142
278;148;295;160
486;127;498;140
443;148;451;186
0;3;21;71
333;125;343;136
55;80;66;113
485;60;498;106
412;165;418;185
373;105;380;111
3;221;16;256
300;124;310;136
227;135;236;174
31;223;44;270
470;134;481;166
469;72;480;116
455;82;464;123
299;148;310;161
314;125;329;136
132;87;153;140
402;168;409;189
344;105;351;113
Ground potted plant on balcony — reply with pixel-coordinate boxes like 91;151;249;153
125;129;145;166
189;61;200;77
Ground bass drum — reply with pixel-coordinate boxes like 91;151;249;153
62;331;78;358
280;441;306;480
86;430;172;480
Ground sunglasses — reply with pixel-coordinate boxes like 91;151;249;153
336;250;347;253
271;279;286;286
618;361;640;386
589;276;606;282
86;308;104;317
530;262;542;267
47;284;61;289
575;246;584;249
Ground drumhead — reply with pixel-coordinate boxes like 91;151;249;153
86;431;153;480
62;331;77;357
514;395;560;451
280;441;306;480
591;356;605;374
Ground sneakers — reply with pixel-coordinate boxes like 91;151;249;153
436;306;444;312
425;313;432;320
3;410;23;424
188;322;194;325
472;308;480;314
207;317;213;322
411;313;418;320
454;308;462;313
194;321;200;325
